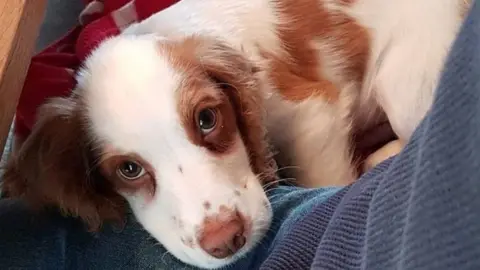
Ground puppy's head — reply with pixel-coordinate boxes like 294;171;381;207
3;35;276;269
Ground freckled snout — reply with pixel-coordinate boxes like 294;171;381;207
198;209;247;259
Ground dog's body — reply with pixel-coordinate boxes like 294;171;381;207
123;0;466;187
3;0;468;269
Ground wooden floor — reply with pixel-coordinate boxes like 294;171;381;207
0;0;47;158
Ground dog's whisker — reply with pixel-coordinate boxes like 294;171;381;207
273;165;301;174
262;177;295;190
255;165;299;183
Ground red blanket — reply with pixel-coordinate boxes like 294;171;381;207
15;0;178;140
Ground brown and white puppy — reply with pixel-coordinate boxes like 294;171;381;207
2;0;469;269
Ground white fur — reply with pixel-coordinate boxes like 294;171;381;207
78;36;272;269
347;0;464;140
264;91;356;187
76;0;466;268
122;0;285;63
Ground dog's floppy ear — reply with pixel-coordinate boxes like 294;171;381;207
189;36;278;184
2;96;125;231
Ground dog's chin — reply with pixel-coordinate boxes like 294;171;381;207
174;246;248;270
203;247;251;269
194;236;264;269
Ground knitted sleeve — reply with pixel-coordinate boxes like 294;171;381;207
260;2;480;269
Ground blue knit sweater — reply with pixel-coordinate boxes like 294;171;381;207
260;1;480;269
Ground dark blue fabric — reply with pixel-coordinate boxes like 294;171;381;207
0;186;340;269
262;1;480;269
0;2;479;269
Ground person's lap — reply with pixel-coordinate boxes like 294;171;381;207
0;185;341;269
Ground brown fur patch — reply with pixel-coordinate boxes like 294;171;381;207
179;80;238;154
157;36;278;184
261;49;339;102
268;0;370;101
2;96;126;231
164;38;240;154
98;151;156;200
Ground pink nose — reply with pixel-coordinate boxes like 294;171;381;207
198;210;246;259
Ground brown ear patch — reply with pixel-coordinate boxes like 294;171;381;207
158;36;278;184
2;96;126;231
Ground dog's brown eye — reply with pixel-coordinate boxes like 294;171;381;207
117;161;145;180
198;108;217;134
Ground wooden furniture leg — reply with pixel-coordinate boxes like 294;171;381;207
0;0;47;158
